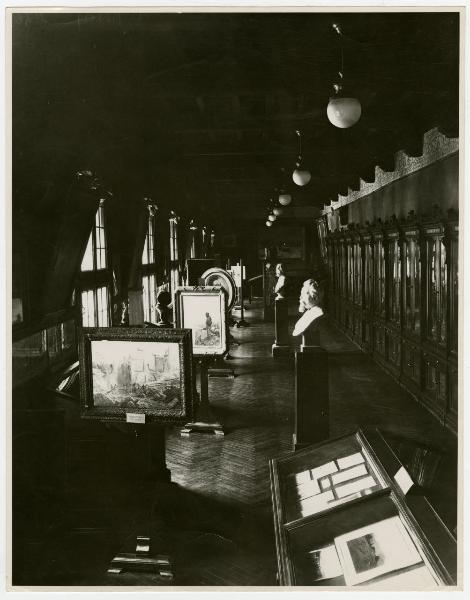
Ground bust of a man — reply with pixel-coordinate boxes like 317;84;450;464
293;278;324;343
274;263;287;300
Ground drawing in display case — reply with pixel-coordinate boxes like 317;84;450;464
270;430;456;588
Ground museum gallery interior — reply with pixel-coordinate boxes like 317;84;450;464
10;10;461;589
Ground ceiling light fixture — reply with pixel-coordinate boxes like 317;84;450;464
268;214;276;222
266;220;273;227
292;130;311;186
273;206;283;216
327;23;362;129
278;192;292;206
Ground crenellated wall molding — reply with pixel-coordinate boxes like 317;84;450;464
322;128;459;215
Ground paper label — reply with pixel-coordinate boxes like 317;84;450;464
337;452;365;470
331;463;368;485
311;461;338;480
126;413;146;424
394;466;414;495
335;475;377;498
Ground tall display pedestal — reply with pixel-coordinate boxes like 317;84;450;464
132;423;171;482
272;298;291;356
294;343;329;451
181;358;224;437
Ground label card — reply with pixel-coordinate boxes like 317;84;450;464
331;463;368;485
394;466;414;495
311;461;338;480
337;452;365;470
294;469;313;485
335;475;377;498
126;413;146;424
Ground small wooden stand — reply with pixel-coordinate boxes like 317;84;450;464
181;357;224;437
272;298;291;356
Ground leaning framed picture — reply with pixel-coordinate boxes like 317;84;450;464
175;287;227;356
79;327;194;423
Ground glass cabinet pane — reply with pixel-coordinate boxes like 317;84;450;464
450;237;458;352
440;240;447;345
387;239;401;324
346;244;354;300
374;239;385;316
364;242;373;310
403;237;421;334
426;234;447;345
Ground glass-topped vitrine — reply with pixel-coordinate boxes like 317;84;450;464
270;430;456;588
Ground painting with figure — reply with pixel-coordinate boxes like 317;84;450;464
91;340;181;410
182;294;222;350
176;287;227;356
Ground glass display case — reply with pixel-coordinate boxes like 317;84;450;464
353;237;362;308
423;223;447;349
402;225;421;336
270;430;456;588
372;229;386;319
447;220;458;358
386;229;401;326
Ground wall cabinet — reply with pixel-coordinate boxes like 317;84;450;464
325;211;458;434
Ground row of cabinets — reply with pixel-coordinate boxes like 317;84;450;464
325;214;458;434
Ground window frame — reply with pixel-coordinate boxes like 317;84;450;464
79;200;112;327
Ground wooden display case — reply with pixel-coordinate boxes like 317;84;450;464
325;210;458;434
270;430;456;588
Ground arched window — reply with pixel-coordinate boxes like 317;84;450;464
141;204;158;322
80;200;111;327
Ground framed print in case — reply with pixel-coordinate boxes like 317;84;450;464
79;327;194;423
175;287;227;356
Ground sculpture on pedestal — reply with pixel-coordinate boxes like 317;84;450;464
293;278;324;346
274;263;287;299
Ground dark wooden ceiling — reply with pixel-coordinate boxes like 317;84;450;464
12;11;459;225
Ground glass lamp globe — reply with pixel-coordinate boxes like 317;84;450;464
279;193;292;206
273;207;283;216
292;168;311;186
266;220;272;227
327;97;362;129
268;214;276;222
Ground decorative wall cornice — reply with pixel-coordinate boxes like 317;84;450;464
322;128;459;214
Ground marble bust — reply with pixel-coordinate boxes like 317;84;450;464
274;263;287;300
293;278;324;343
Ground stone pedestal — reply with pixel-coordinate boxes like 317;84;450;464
294;346;329;451
272;298;291;356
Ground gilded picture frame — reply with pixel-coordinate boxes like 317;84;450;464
79;327;194;423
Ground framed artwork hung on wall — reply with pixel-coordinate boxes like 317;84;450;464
175;286;227;356
79;327;194;423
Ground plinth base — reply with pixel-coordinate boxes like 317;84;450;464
272;343;292;357
180;421;225;437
